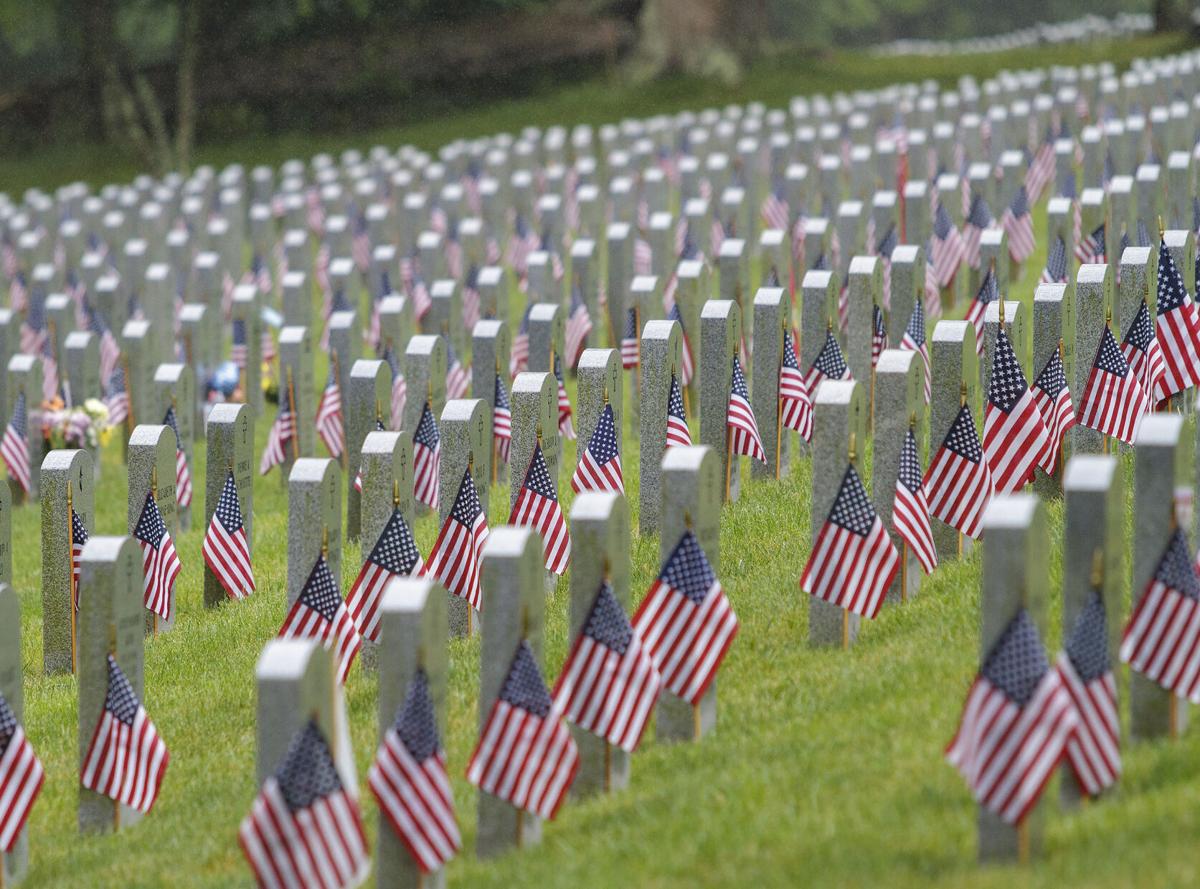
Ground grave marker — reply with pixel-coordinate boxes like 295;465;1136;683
0;583;28;880
438;398;490;636
253;638;338;786
527;303;564;374
153;364;195;529
699;300;742;503
403;336;447;434
751;288;788;479
346;360;390;542
40;448;93;674
509;372;558;511
639;320;683;534
930;321;980;559
204;403;253;608
1073;264;1112;454
127;424;177;633
287;458;342;607
231;286;264;416
873;350;924;603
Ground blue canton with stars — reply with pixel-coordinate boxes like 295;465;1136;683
1093;327;1131;377
368;509;422;575
499;641;553;718
214;472;245;534
8;392;25;436
623;306;638;341
1153;529;1200;600
827;465;878;537
812;329;848;379
0;692;16;752
494;372;511;411
934;203;956;239
988;327;1031;414
163;405;183;449
298;555;343;622
898;428;924;494
905;301;926;347
394;669;441;762
588;404;620;462
521;444;558;502
72;508;89;547
980;609;1050;707
660;530;717;606
976;267;999;308
1065;590;1110;683
731;356;750;398
103;655;141;727
134;492;168;549
1008;185;1030;219
276;720;344;813
942;405;984;462
1034;349;1067;399
232;318;246;347
1045;237;1067;282
1157;240;1191;314
383;346;401;378
1123;300;1155;352
415;402;441;451
782;329;801;370
450;468;485;526
966;193;993;228
583;582;633;655
669;374;687;421
876;224;897;259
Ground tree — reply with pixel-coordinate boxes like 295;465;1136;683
631;0;767;84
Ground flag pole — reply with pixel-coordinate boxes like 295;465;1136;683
844;433;857;649
286;366;299;462
492;359;500;487
957;383;967;558
775;318;784;480
467;452;475;638
724;424;733;502
109;623;120;831
1017;817;1029;865
151;465;159;638
68;484;77;674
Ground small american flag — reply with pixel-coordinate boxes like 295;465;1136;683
923;404;993;540
383;345;407;429
1000;186;1035;264
240;720;369;888
260;386;295;476
871;304;888;367
316;365;345;459
1058;588;1120;797
231;318;248;370
666;373;692;448
1040;236;1068;285
445;338;469;401
761;186;790;232
463;267;482;332
621;307;639;370
900;301;931;404
946;609;1076;824
553;581;661;752
509;442;570;575
727;356;765;463
88;307;122;384
1077;325;1148;445
893;428;937;575
1121;300;1166;401
279;554;361;685
983;326;1053;493
104;366;129;428
634;238;652;276
923;243;942;320
877;225;898;309
506;215;540;277
1025;128;1056;202
931;202;965;289
510;304;532;377
633;529;738;705
0;392;30;494
1030;348;1076;470
1122;528;1200;702
1154;241;1200;400
571;402;622;494
779;327;813;441
202;472;255;601
163;406;192;508
424;467;489;611
368;669;461;874
965;265;999;355
801;462;900;619
80;654;170;814
0;691;44;852
1076;223;1106;265
467;640;579;819
554;355;574;441
348;503;423;642
668;303;695;386
493;372;512;464
565;283;593;369
413;401;441;510
410;274;432;323
962;193;992;270
71;508;88;611
805;327;852;394
134;492;182;622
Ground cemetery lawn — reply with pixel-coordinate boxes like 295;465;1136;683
8;31;1200;889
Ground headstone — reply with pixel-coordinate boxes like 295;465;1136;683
287;458;342;607
377;295;414;367
1073;264;1112;454
76;536;144;833
750;288;788;480
204;403;253;608
429;280;464;356
1032;284;1068;497
476;527;545;858
978;494;1049;862
40;449;93;674
576;348;623;455
981;299;1028;396
402;336;447;434
639;320;683;534
845;256;881;394
888;245;923;346
328;311;359;435
375;578;450;886
475;267;507;325
153;364;195;530
346;360;390;543
278;326;315;481
64;330;100;411
281;271;312;330
1117;246;1154;342
0;583;28;879
231;285;264;416
930;321;980;559
359;430;414;559
527;303;564;374
873;350;925;603
800;269;836;373
127;424;177;632
119;319;155;433
658;445;721;741
253;638;337;786
699;300;742;503
438;398;490;636
508;372;558;511
568;492;632;793
606;223;632;339
671;260;706;407
0;310;15;422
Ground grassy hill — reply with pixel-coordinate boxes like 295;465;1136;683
7;30;1200;889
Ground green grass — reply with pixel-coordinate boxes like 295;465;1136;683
8;31;1200;889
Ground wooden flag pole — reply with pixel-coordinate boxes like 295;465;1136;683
68;484;77;674
1017;817;1030;865
724;424;733;502
843;432;858;649
285;366;300;462
775;317;785;480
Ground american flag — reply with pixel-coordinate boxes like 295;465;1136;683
493;372;512;464
1000;186;1036;264
383;345;407;429
1136;219;1151;249
945;609;1077;824
315;364;345;459
134;492;182;623
877;225;898;309
1121;528;1200;703
571;402;622;494
18;298;46;357
761;186;790;232
1025;128;1056;202
424;467;489;611
983;327;1053;493
260;386;295;476
510;304;532;377
348;507;423;642
779;327;813;441
0;691;44;853
900;301;931;404
553;355;575;441
231;318;248;370
565;283;593;369
509;442;570;575
104;365;129;428
1040;236;1068;285
1121;300;1166;401
923;403;993;540
727;356;765;463
462;267;482;332
923;242;943;320
413;401;441;510
80;655;169;813
1154;241;1200;400
71;507;88;611
1077;325;1149;445
368;669;461;874
444;338;469;401
621;307;639;370
668;303;695;386
666;373;692;448
202;471;255;601
633;529;738;705
871;304;888;367
1076;223;1105;265
806;326;851;395
634;238;652;276
965;265;999;355
278;554;361;685
40;337;58;404
893;428;937;575
0;392;30;494
163;406;192;508
800;462;900;619
240;720;369;888
1058;588;1120;797
410;273;432;323
467;640;579;819
88;306;122;384
1030;348;1076;470
962;193;992;270
506;215;540;276
931;202;965;289
553;581;661;752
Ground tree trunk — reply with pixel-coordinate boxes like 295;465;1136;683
632;0;743;83
175;0;201;175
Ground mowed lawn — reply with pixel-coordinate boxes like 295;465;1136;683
7;31;1200;889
